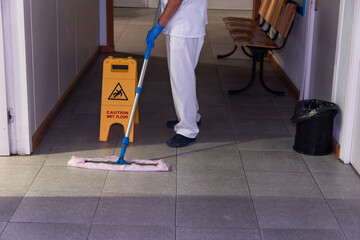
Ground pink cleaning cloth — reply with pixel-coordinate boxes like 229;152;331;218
67;156;170;172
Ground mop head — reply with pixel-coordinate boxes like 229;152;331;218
67;156;170;172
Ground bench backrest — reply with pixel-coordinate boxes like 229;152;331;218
269;0;287;27
258;0;272;18
263;0;277;23
275;3;297;38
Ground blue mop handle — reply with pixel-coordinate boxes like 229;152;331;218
117;137;130;165
115;1;159;165
115;45;152;165
145;44;152;60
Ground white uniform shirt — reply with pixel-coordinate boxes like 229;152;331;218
161;0;208;38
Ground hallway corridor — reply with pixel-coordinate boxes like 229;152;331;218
0;8;359;240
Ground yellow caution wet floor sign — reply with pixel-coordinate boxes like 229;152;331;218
99;56;139;142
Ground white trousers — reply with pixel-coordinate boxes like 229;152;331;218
166;35;204;138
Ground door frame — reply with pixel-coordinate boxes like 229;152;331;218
100;0;114;53
338;0;360;165
0;0;10;156
1;0;31;155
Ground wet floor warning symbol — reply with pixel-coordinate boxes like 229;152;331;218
108;83;128;100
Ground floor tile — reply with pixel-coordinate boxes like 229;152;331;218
229;104;282;119
56;127;120;148
103;170;176;195
176;227;261;240
0;223;90;240
253;197;340;229
0;223;5;234
247;172;322;198
313;172;360;199
225;94;274;107
50;109;74;128
271;94;298;107
37;127;63;146
241;150;308;172
232;118;290;137
261;229;346;240
88;224;175;240
0;194;23;222
276;105;296;120
122;126;174;146
75;99;101;114
44;145;115;167
177;169;249;196
11;192;99;224
303;154;356;174
66;113;101;129
177;144;243;171
328;199;360;240
176;196;258;228
29;167;107;194
195;127;236;144
93;194;175;226
0;166;41;191
237;136;294;151
277;106;296;131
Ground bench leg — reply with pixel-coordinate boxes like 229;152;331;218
258;51;284;96
217;45;237;59
228;49;284;96
241;46;253;58
228;54;256;95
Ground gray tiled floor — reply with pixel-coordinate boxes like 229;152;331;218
1;7;360;240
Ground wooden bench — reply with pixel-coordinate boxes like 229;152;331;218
219;1;297;96
218;0;279;58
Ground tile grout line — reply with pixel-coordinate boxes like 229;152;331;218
0;222;8;237
174;147;178;240
272;99;296;138
237;150;264;240
301;154;350;240
6;150;50;224
85;169;110;240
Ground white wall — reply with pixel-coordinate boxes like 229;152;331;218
114;0;252;10
23;0;99;135
271;12;307;91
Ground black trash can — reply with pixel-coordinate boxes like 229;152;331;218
291;99;339;156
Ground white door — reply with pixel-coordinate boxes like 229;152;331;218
0;0;10;156
350;65;360;173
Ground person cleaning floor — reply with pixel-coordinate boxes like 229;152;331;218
146;0;208;147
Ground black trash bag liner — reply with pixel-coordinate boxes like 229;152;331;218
291;99;339;124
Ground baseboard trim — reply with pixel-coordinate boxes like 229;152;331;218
333;138;341;159
32;48;100;151
268;53;300;100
